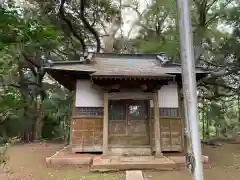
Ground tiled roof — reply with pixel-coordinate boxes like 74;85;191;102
45;53;209;76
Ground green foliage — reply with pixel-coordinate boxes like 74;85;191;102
200;97;240;139
41;87;73;141
0;88;24;138
129;0;179;59
0;3;67;142
128;0;240;139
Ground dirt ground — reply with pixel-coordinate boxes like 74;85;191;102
146;142;240;180
0;143;124;180
0;142;239;180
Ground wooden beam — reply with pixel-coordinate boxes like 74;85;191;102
153;92;163;157
140;84;148;91
108;92;153;100
102;92;109;156
111;84;120;90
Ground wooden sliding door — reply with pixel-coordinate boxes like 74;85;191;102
108;100;150;146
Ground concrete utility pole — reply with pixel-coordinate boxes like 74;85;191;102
176;0;204;180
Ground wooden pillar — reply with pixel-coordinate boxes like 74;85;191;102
102;92;109;156
153;92;163;157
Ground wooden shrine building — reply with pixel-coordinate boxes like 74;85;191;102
45;53;209;157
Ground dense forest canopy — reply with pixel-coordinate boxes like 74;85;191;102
0;0;239;143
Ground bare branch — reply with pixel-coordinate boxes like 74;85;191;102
79;0;101;52
22;52;41;68
205;0;233;26
22;52;38;76
206;0;218;12
201;59;224;68
155;11;170;35
7;83;20;89
99;21;108;34
205;13;224;26
123;4;156;33
192;0;201;8
59;0;86;51
123;4;142;17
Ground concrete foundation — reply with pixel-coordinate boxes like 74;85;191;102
91;156;178;172
46;146;211;171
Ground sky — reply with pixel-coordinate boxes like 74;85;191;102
119;0;151;38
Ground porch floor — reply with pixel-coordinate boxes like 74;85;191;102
46;145;210;171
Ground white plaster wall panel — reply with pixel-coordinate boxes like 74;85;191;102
158;83;179;108
150;83;179;108
75;80;104;107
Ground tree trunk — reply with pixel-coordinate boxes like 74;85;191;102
215;124;219;137
35;119;44;140
35;99;45;140
206;103;210;140
22;103;31;142
63;118;69;145
102;14;121;52
202;100;205;140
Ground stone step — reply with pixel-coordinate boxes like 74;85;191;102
91;156;178;172
126;171;144;180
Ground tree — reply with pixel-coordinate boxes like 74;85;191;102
127;0;240;138
0;5;61;141
0;0;120;142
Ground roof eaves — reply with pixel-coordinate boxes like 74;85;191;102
94;52;169;59
50;61;86;65
44;67;95;73
91;71;176;78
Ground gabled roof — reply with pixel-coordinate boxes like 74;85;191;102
45;52;209;76
44;53;210;90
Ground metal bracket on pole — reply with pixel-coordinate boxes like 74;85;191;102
186;153;196;174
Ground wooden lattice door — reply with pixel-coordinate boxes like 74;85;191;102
108;100;150;146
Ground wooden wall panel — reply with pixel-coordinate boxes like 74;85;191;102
71;117;103;151
108;120;150;146
109;121;126;135
160;118;183;151
151;117;183;152
70;117;183;152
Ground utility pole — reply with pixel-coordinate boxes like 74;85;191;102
176;0;204;180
